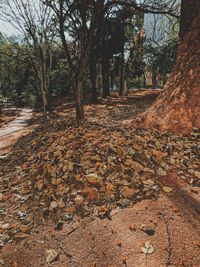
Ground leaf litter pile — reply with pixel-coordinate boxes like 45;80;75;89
0;101;200;248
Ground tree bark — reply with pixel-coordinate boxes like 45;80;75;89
180;0;199;39
102;57;110;98
119;49;124;96
90;57;98;103
74;75;84;122
135;3;200;135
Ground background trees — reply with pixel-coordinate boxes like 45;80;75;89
0;0;183;123
1;0;56;113
136;0;200;134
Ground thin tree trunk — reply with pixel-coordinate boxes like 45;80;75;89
102;57;110;98
152;68;157;89
110;72;114;91
74;75;84;122
119;49;124;96
124;80;128;95
90;57;98;103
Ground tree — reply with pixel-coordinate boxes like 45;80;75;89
44;0;107;121
145;40;178;87
125;11;145;89
135;0;200;134
44;0;180;121
1;0;55;113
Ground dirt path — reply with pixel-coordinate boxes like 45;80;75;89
0;109;32;155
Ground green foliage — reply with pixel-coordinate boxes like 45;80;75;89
0;34;74;107
50;59;73;96
145;39;178;80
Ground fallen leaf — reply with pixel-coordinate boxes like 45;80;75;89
86;173;102;185
156;168;167;176
163;186;173;193
141;241;154;254
74;195;84;207
14;233;29;240
46;249;58;264
19;222;33;233
82;187;99;201
120;186;136;199
49;201;58;211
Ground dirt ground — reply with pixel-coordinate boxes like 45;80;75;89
2;171;200;267
0;91;199;267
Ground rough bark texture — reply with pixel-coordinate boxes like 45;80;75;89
135;10;200;135
180;0;199;39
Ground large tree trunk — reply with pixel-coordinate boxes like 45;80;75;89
180;0;199;39
135;2;200;135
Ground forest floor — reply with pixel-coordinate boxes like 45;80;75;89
0;90;200;267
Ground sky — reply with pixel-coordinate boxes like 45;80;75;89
0;0;180;39
0;21;19;36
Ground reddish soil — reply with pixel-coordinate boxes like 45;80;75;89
0;95;199;267
1;171;200;267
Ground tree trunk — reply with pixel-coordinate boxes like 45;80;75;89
152;67;157;89
74;75;84;122
102;58;110;98
90;58;98;103
124;80;128;95
135;4;200;135
110;72;114;91
180;0;199;38
40;73;48;115
119;49;124;96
